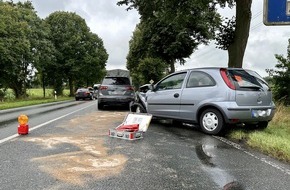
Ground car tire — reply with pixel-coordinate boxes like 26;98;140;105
172;120;183;127
75;98;79;101
200;108;224;135
258;121;268;129
98;102;104;110
245;121;268;130
135;104;146;113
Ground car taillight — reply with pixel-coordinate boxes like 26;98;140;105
220;68;236;90
99;86;108;90
126;86;134;91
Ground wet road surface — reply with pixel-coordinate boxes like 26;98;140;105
0;101;289;189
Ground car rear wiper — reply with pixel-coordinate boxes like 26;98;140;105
240;85;263;90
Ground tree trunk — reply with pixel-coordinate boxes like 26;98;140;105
69;77;74;97
228;0;252;68
170;60;175;73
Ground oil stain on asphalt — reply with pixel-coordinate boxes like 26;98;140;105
24;111;128;185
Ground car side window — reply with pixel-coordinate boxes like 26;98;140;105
186;71;215;88
156;72;187;91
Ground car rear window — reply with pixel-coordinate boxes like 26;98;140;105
102;77;131;85
228;70;262;89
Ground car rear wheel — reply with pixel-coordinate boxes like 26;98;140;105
258;121;268;129
200;108;224;135
245;121;268;130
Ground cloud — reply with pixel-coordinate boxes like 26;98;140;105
28;0;140;70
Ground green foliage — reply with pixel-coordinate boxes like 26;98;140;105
45;11;108;96
266;39;290;104
0;1;43;98
137;57;167;85
228;105;290;162
215;17;236;50
118;0;222;73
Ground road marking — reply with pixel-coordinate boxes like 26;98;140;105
214;136;290;176
0;103;95;145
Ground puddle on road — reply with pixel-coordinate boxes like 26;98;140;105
24;111;128;186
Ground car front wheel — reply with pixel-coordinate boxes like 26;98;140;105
135;103;146;113
200;108;224;135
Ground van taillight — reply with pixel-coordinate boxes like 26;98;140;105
220;68;236;90
99;86;108;90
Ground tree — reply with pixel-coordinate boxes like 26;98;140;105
215;0;252;68
78;32;108;88
118;0;221;73
120;0;253;70
0;1;46;98
266;39;290;104
45;12;108;96
137;57;167;85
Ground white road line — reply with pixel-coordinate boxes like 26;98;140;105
0;103;95;145
213;136;290;176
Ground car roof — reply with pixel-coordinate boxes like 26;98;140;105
174;67;250;73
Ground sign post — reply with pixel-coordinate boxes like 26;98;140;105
264;0;290;25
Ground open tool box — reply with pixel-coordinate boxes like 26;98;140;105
109;113;152;140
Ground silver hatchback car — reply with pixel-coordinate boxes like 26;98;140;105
131;67;276;135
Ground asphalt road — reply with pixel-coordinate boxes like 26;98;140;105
0;100;290;190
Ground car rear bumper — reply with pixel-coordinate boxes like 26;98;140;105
219;104;276;123
98;96;135;105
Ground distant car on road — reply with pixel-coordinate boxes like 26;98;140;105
75;88;93;101
97;76;135;109
131;67;276;135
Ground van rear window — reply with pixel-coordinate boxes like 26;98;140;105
102;77;131;85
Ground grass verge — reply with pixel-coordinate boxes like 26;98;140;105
0;97;73;110
228;103;290;163
0;88;73;110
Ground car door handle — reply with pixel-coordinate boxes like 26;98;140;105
174;93;179;98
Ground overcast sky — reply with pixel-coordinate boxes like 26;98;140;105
18;0;290;77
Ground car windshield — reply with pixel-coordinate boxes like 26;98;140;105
102;77;130;85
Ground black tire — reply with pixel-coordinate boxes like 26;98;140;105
172;120;183;127
135;104;147;113
75;98;79;101
258;121;268;129
245;121;268;130
199;108;224;135
98;102;104;110
130;103;147;113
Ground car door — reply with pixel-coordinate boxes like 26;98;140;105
179;71;217;122
146;72;187;118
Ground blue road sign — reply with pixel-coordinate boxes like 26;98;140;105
263;0;290;25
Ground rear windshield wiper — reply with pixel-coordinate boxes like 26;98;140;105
240;85;262;90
